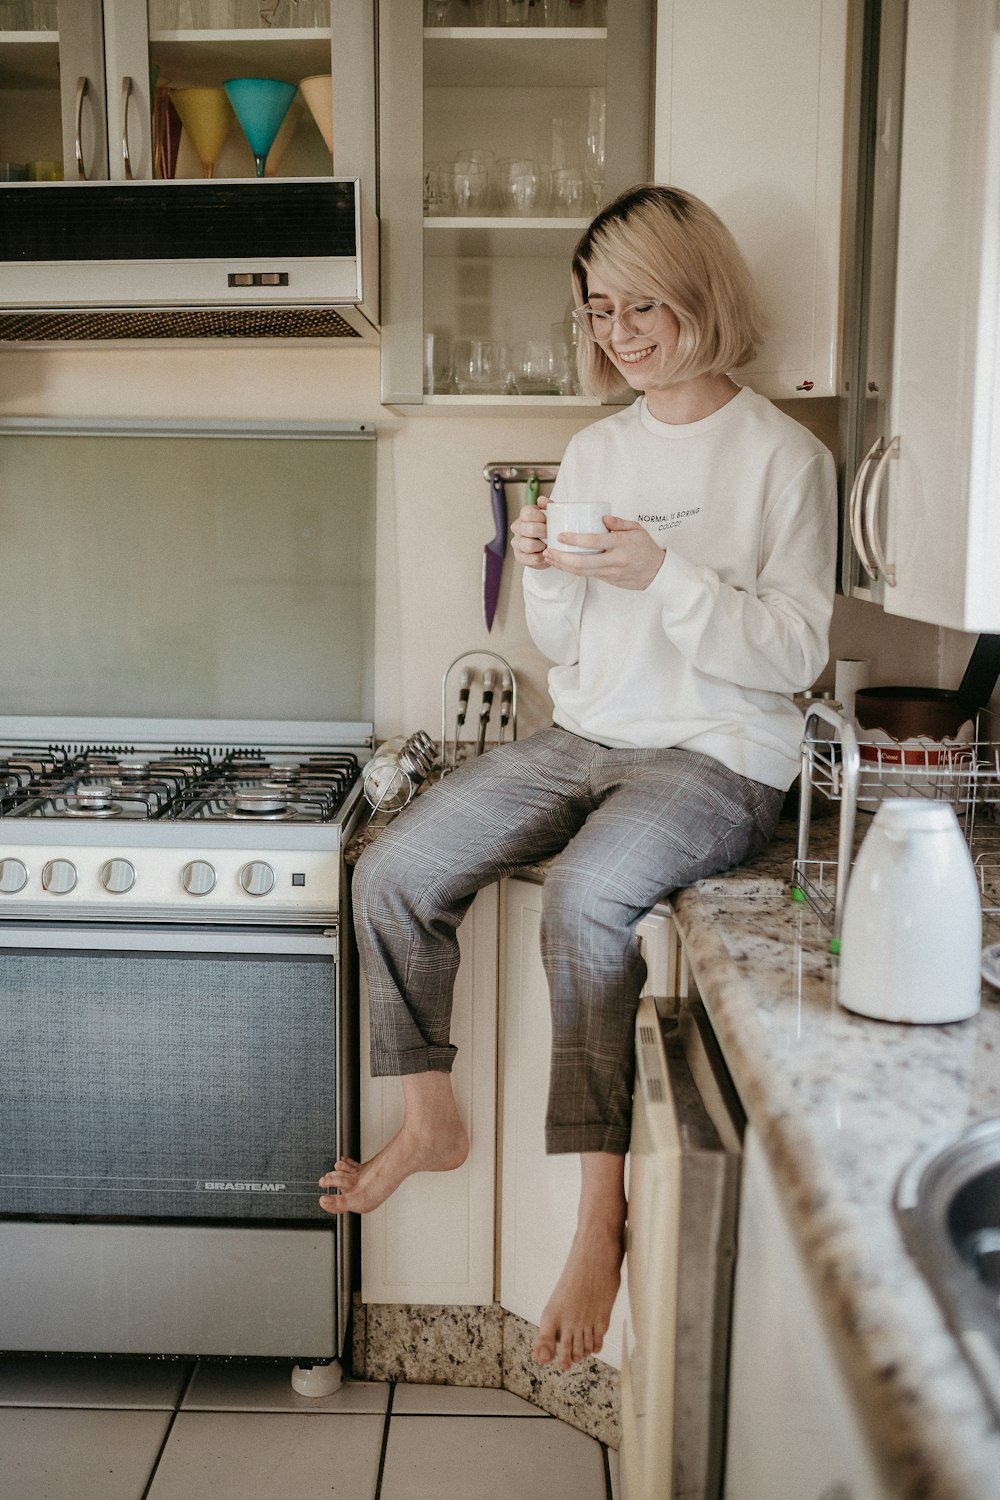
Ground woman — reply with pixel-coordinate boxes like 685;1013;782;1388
320;184;836;1373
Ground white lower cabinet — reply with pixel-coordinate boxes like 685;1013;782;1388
725;1128;889;1500
498;876;675;1370
359;884;498;1306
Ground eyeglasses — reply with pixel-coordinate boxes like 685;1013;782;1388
571;299;669;342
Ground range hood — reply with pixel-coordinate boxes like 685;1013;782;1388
0;177;378;344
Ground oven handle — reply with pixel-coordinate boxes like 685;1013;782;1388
0;923;339;956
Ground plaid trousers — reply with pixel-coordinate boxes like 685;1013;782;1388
352;727;782;1155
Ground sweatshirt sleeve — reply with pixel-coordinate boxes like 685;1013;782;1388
522;566;586;666
645;450;837;693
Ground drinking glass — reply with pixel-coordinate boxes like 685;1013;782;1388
424;0;452;22
0;1;31;27
500;158;546;216
453;150;494;213
224;76;298;176
585;88;605;173
550;320;580;394
453;338;507;394
550;165;585;216
171;87;233;177
423;162;454;216
299;73;333;157
424;332;453;394
508;340;556;394
501;0;529;22
467;0;497;21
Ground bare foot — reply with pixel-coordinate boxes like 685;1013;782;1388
318;1123;468;1215
532;1152;627;1371
533;1216;625;1370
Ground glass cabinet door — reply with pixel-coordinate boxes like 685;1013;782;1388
0;0;338;186
0;1;67;182
379;0;651;407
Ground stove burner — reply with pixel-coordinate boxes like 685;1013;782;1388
62;792;123;818
232;791;292;817
116;758;152;780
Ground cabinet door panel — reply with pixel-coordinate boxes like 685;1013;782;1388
360;884;498;1306
498;879;669;1368
725;1129;888;1500
654;0;848;400
883;0;1000;631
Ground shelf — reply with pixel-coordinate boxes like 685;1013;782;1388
149;31;330;86
0;35;59;89
423;216;587;255
423;29;605;87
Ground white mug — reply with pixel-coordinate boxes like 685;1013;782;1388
837;798;981;1024
546;500;608;553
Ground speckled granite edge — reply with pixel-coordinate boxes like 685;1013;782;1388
502;1310;620;1449
351;1297;503;1387
349;1297;619;1446
671;847;1000;1500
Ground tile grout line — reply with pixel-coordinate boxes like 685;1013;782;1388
372;1379;395;1500
137;1361;199;1500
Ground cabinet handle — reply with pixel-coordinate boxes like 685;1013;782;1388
74;76;91;181
848;436;882;580
862;434;899;586
121;75;135;180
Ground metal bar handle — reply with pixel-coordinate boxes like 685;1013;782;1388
796;703;859;951
483;462;560;484
848;435;882;580
74;75;91;181
121;75;134;180
863;434;899;586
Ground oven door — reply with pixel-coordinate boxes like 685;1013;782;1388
0;922;350;1359
0;923;342;1223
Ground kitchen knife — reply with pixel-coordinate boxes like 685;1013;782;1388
483;473;507;632
956;634;1000;717
452;667;473;769
525;472;540;507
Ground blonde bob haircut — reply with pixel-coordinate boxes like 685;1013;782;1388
571;184;764;400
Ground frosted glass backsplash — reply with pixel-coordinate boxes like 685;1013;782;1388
0;421;375;722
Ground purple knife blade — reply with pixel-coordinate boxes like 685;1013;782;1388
483;472;507;631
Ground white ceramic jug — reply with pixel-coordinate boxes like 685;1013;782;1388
838;798;982;1023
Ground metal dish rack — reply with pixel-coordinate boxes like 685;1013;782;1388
792;702;1000;951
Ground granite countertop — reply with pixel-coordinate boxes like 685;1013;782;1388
672;813;1000;1500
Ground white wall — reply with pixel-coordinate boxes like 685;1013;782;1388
0;343;965;741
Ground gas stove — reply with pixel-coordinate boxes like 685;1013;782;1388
0;717;371;926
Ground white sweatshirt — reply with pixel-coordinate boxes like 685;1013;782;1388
522;387;837;791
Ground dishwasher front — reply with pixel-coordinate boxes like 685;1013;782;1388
621;987;745;1500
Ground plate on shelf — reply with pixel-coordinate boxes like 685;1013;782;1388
981;943;1000;990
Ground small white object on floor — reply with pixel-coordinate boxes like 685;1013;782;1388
290;1361;342;1398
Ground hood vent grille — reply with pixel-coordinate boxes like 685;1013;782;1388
0;307;364;343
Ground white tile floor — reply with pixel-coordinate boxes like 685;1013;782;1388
0;1356;621;1500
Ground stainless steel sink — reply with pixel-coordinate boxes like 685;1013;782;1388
896;1118;1000;1418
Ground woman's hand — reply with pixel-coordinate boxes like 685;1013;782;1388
546;515;666;591
510;498;551;570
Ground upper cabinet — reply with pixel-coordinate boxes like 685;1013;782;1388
377;0;652;408
653;0;848;401
0;1;373;189
871;1;1000;632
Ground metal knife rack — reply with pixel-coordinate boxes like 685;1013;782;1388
792;702;1000;950
440;650;518;777
483;462;560;487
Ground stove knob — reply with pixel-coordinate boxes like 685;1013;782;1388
240;861;275;897
101;858;136;894
182;860;216;896
42;859;77;895
0;858;28;895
